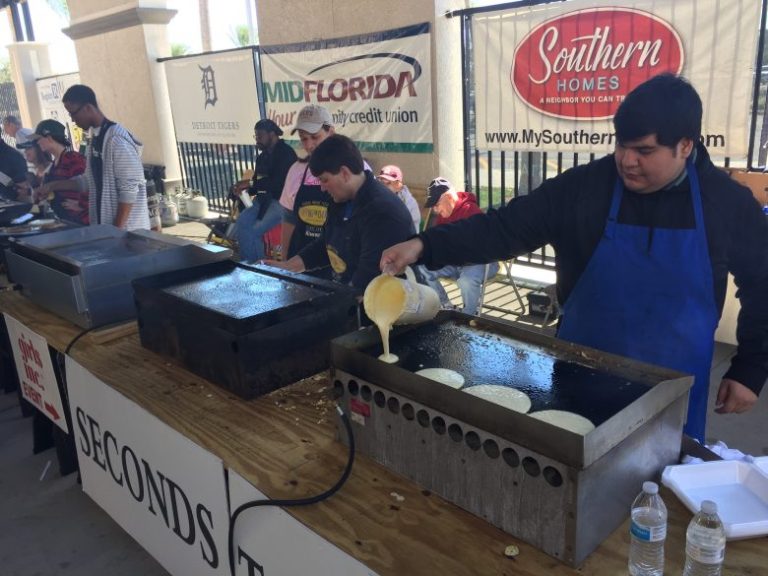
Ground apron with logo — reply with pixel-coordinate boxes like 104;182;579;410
558;161;717;441
291;164;331;278
324;201;356;285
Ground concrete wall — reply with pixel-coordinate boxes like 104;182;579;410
256;0;467;207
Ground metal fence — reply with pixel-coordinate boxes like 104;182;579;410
177;142;259;213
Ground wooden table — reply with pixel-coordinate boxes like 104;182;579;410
1;290;765;575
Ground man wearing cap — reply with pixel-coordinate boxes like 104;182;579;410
234;119;297;261
278;104;337;267
420;177;499;315
29;119;88;224
37;84;149;230
377;165;421;232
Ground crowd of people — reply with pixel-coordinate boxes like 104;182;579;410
0;84;149;230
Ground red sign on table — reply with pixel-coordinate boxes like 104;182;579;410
4;313;68;433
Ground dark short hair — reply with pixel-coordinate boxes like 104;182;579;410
63;84;99;108
309;134;364;176
3;115;20;126
613;74;702;147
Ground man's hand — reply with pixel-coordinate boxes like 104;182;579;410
32;183;52;203
380;238;424;276
715;378;758;414
61;199;80;211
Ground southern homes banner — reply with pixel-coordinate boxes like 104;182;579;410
473;0;761;157
164;48;260;144
260;23;433;153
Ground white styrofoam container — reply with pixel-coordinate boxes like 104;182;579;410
662;460;768;540
753;456;768;476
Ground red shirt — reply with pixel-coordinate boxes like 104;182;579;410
45;151;88;225
434;191;482;226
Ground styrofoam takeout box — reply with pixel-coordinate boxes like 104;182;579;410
662;460;768;540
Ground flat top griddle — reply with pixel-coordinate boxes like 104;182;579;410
161;266;326;320
361;321;649;427
52;235;173;266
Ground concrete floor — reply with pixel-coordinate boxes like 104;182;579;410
1;219;766;575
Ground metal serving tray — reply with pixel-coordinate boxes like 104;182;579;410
6;225;231;328
133;260;359;399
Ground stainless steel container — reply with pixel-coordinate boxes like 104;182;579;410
330;312;693;566
6;225;231;328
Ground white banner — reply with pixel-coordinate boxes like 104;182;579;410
165;49;260;144
66;357;230;576
473;0;761;157
4;313;68;433
261;24;433;153
35;72;85;151
229;470;378;576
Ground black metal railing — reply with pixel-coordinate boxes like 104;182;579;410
177;142;259;213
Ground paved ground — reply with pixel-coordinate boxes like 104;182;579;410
1;218;765;575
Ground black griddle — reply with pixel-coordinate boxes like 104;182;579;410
361;320;649;426
133;260;359;399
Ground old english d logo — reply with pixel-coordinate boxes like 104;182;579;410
199;65;218;108
511;8;684;120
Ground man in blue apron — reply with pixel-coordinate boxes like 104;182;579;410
270;134;415;296
380;74;768;441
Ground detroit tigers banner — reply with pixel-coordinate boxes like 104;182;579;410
260;23;433;153
164;48;261;144
473;0;761;157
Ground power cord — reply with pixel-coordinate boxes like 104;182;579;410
227;404;355;576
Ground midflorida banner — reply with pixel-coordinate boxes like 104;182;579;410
260;23;433;153
164;48;260;144
473;0;761;157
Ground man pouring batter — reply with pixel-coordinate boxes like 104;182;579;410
380;74;768;442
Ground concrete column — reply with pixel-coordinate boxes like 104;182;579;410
6;42;53;127
63;1;181;189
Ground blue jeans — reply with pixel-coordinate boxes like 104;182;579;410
423;262;499;315
234;199;282;261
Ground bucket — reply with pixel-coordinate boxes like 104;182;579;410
187;194;209;219
364;266;440;327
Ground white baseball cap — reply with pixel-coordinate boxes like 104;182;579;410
291;104;333;135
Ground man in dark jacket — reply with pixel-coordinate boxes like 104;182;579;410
0;137;29;200
381;74;768;441
421;177;499;315
270;134;414;295
234;119;297;261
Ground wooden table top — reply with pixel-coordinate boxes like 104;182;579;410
1;290;765;575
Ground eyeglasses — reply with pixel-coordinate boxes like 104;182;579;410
68;105;86;119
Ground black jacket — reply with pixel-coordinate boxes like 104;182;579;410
300;171;415;294
420;143;768;395
0;141;28;200
251;139;297;202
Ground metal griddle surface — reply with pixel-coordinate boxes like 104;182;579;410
362;321;650;426
51;236;173;266
160;266;327;320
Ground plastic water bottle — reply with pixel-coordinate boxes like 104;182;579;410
683;500;726;576
628;481;667;576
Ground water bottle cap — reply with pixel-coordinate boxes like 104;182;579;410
701;500;718;514
643;481;659;495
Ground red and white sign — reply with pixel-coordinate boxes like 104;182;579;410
4;313;68;432
473;0;762;156
511;8;683;120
